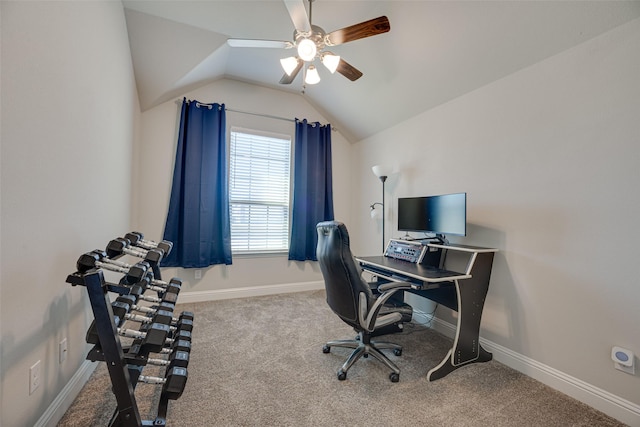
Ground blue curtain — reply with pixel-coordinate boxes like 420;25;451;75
288;119;334;261
161;99;232;267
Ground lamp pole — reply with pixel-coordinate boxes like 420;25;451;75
379;175;387;252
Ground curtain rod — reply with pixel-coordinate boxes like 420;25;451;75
177;99;336;132
226;107;337;132
226;107;294;124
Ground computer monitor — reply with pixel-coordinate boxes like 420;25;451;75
397;192;467;242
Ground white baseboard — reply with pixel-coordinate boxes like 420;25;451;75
413;309;640;427
176;280;326;304
34;360;97;427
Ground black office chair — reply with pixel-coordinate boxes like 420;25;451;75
316;221;413;382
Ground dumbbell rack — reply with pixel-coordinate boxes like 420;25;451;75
66;235;188;427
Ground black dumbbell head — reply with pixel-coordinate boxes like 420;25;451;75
168;350;190;369
175;318;193;333
144;248;164;264
124;263;148;285
171;339;191;353
163;366;188;400
116;295;137;306
77;252;100;273
141;323;171;353
124;232;141;245
106;238;128;259
111;301;130;320
178;311;194;322
157;241;173;256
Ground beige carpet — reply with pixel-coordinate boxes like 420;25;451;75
58;290;625;426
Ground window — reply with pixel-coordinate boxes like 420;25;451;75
229;128;291;253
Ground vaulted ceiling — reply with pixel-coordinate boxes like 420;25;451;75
123;1;640;142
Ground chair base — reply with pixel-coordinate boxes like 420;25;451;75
323;332;402;382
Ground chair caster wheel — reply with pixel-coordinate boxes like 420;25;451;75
322;345;331;353
394;348;402;356
389;373;399;382
337;370;347;381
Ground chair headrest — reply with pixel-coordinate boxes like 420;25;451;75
316;221;349;247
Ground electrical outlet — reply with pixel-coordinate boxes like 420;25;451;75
29;360;41;395
59;338;68;364
194;269;202;279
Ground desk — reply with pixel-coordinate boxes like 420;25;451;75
357;243;497;381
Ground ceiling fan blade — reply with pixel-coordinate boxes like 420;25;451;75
279;61;304;84
283;0;311;33
227;39;293;49
325;16;390;46
336;59;363;81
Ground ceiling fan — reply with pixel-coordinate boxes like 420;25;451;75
227;0;390;85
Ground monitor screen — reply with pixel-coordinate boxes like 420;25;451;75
397;193;467;237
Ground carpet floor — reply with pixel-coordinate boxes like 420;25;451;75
58;290;625;426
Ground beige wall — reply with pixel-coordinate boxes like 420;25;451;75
0;2;138;425
351;17;640;416
133;79;353;296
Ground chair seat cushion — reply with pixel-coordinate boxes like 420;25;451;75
380;300;413;323
371;301;413;337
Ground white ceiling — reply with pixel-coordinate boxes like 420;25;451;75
123;0;640;142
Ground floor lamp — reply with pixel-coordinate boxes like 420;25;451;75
372;165;391;252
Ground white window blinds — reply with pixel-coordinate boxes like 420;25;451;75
229;128;292;253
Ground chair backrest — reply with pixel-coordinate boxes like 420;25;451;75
316;221;374;328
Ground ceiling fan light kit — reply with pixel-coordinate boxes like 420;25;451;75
227;0;390;86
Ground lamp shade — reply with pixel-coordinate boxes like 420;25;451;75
372;165;392;178
305;65;321;85
280;56;300;76
321;53;340;74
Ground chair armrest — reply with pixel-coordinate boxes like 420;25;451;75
377;281;413;292
360;282;413;332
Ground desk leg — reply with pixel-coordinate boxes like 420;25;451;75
427;252;494;380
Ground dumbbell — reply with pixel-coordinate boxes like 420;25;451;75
113;300;194;335
81;251;180;293
106;238;165;264
128;335;192;359
139;366;188;400
147;349;190;370
116;295;195;331
124;232;173;257
126;282;179;305
86;319;171;353
122;268;183;293
115;294;176;315
109;254;183;293
159;338;192;355
89;249;147;271
76;252;150;278
111;300;174;328
77;253;179;302
92;249;178;290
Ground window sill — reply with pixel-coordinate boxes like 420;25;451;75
232;251;290;259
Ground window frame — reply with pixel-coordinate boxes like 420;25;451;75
228;126;293;255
